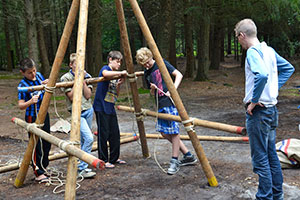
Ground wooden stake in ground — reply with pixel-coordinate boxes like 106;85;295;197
14;0;80;188
128;0;218;186
115;0;149;158
65;0;89;199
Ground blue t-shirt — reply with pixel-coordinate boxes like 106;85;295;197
93;65;116;115
18;72;45;118
144;60;176;109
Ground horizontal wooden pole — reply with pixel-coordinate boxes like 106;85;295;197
11;117;105;170
0;135;137;174
120;132;249;142
17;71;144;93
117;105;246;135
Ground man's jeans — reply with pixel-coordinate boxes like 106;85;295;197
246;105;283;200
78;107;94;171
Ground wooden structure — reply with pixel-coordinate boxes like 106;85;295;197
12;0;223;198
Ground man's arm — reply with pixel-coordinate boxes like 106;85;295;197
18;96;38;110
171;69;183;89
276;51;295;89
102;70;127;80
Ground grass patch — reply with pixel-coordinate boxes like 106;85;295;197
281;88;300;96
0;74;22;79
51;95;66;101
138;88;150;94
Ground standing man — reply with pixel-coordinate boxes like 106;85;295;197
235;19;294;200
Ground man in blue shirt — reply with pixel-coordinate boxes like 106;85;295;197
235;19;294;200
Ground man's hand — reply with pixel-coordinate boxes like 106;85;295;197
247;102;264;115
42;79;49;85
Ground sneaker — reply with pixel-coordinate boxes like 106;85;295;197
78;169;96;179
84;168;92;172
179;154;197;166
167;158;180;175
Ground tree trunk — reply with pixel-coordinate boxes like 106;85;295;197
227;31;232;55
2;0;13;71
34;0;50;76
13;22;21;64
87;0;103;77
195;13;210;81
210;19;223;70
24;0;39;64
168;1;176;67
183;0;195;78
158;0;172;60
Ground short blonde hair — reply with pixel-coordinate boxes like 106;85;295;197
234;18;257;38
70;53;77;64
136;47;153;65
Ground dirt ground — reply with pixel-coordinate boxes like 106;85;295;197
0;56;300;200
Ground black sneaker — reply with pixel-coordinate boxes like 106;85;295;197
179;154;197;166
167;158;180;175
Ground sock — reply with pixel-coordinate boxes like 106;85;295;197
185;151;192;156
172;157;178;160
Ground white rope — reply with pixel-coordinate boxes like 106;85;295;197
182;118;195;132
153;89;168;174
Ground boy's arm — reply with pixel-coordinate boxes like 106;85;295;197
82;81;92;99
171;69;183;89
18;95;39;110
102;70;127;79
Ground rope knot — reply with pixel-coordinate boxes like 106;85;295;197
126;72;138;83
44;85;56;93
182;118;195;132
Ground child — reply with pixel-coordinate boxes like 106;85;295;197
136;47;197;175
18;58;51;182
93;51;127;168
60;53;96;178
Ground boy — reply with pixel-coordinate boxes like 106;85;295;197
136;47;197;175
93;51;127;169
60;53;96;178
18;58;51;182
235;19;294;199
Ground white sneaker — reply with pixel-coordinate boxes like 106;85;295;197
167;158;180;175
78;170;96;178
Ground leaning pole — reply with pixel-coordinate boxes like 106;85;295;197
115;0;149;158
14;0;80;188
128;0;218;186
65;0;89;199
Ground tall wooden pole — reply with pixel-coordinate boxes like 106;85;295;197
65;0;89;199
128;0;218;186
14;0;80;188
115;0;149;158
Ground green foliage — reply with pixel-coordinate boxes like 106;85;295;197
51;95;66;101
0;74;22;79
138;87;150;94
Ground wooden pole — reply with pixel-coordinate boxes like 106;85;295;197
14;0;80;188
65;0;89;199
17;71;144;92
117;105;246;135
120;132;249;142
128;0;218;186
11;117;105;169
1;136;137;174
115;0;149;158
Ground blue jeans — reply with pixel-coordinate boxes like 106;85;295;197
246;105;283;200
78;107;94;171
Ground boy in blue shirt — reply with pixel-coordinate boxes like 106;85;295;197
93;51;127;168
235;19;294;200
18;58;51;182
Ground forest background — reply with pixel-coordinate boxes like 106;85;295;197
0;0;300;80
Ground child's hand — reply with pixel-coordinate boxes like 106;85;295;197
42;79;49;85
117;78;125;85
121;70;127;76
150;83;157;90
31;95;39;104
